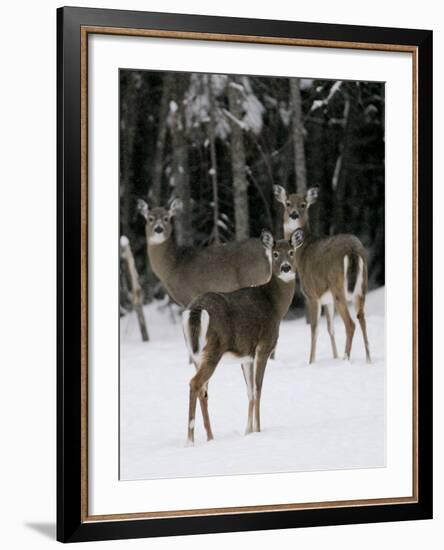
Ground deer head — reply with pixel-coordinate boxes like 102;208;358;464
273;185;319;235
261;228;304;282
137;198;183;245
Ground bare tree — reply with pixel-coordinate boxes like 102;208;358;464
334;87;354;234
120;72;137;237
290;78;307;193
120;236;149;342
206;75;221;244
151;73;174;206
227;76;249;241
170;74;193;246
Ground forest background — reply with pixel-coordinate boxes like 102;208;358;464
119;71;385;316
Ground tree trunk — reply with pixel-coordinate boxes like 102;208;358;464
334;91;353;233
170;74;193;247
290;78;307;193
227;76;249;241
206;75;220;244
151;73;174;206
120;74;136;237
120;236;149;342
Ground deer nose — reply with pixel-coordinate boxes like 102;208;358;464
154;226;164;234
289;211;299;220
281;263;291;273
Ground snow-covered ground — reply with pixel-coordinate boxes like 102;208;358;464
120;289;386;481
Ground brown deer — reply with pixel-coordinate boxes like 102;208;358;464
273;185;371;364
138;199;272;308
182;228;304;444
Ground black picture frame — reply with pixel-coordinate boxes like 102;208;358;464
57;6;433;543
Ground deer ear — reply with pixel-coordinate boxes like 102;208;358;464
306;187;319;206
137;199;149;220
260;229;275;250
290;228;304;249
169;198;183;217
273;185;287;205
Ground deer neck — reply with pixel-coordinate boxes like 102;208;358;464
283;217;310;240
147;235;179;283
264;273;296;319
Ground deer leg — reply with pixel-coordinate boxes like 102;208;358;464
198;384;214;441
324;303;339;359
355;295;372;364
191;362;214;441
334;298;355;360
307;299;321;364
187;384;198;446
187;356;219;445
241;360;255;435
253;351;269;432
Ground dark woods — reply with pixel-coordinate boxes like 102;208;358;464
119;70;385;314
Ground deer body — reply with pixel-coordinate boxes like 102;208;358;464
182;229;304;444
138;200;271;307
274;185;371;364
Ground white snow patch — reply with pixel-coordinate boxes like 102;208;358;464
169;100;178;114
120;288;386;480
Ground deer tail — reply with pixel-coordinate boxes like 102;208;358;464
344;253;365;298
182;308;210;361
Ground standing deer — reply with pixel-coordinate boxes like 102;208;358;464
182;228;304;444
273;185;371;364
138;199;272;308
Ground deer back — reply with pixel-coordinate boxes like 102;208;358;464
152;237;272;307
297;233;368;300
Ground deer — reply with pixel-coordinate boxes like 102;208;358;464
137;199;272;308
273;185;371;365
182;228;304;444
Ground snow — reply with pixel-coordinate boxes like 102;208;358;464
119;235;129;247
222;108;246;130
120;288;386;481
311;80;343;112
169;100;178;114
240;77;265;135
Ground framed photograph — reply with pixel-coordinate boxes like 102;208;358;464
57;6;433;543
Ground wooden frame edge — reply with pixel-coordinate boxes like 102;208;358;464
78;23;421;527
82;25;418;53
80;25;89;522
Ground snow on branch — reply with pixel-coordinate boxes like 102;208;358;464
228;81;245;93
310;80;343;112
222;108;246;130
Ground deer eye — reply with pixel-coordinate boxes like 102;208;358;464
163;216;169;223
286;201;291;207
148;216;154;223
273;251;279;259
289;250;294;257
300;202;307;209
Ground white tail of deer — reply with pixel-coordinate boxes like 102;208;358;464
274;185;371;364
138;198;272;308
182;228;305;444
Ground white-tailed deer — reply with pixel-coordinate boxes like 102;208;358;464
138;199;272;308
182;229;304;444
274;185;371;364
